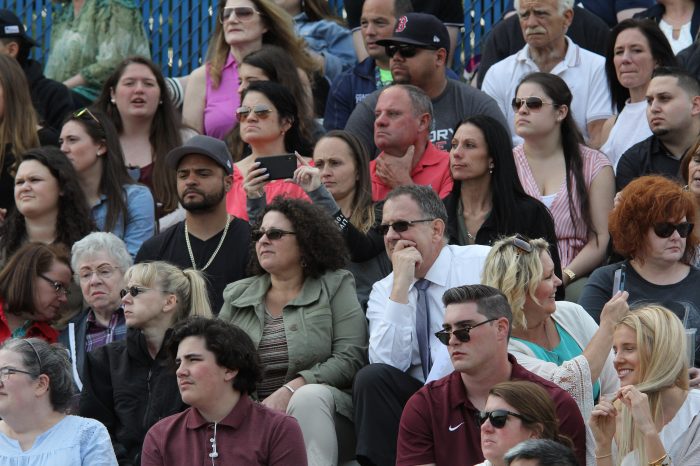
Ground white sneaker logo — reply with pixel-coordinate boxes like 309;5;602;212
448;422;464;431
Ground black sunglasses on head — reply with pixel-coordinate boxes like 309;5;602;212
434;318;498;345
251;227;296;242
378;218;435;236
476;409;530;428
511;96;558;112
653;222;694;238
385;43;435;58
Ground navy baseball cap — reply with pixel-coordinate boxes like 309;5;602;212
376;13;449;51
0;10;36;46
166;135;234;175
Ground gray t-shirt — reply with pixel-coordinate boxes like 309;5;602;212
344;79;508;156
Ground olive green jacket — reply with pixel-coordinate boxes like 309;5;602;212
220;269;368;419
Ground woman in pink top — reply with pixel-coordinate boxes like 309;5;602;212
227;81;312;221
183;0;316;138
511;73;615;298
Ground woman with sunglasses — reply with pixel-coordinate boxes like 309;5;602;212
0;243;72;344
229;81;314;221
79;261;212;465
580;175;700;370
600;19;676;169
95;56;190;229
475;381;574;466
183;0;316;138
60;107;156;257
513;72;615;301
590;305;700;466
0;338;117;464
0;147;93;265
482;234;627;464
220;197;367;466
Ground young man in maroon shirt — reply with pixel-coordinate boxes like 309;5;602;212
396;285;587;466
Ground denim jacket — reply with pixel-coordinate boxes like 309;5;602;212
294;12;356;81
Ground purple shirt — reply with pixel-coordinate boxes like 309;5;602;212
204;53;240;139
141;394;307;465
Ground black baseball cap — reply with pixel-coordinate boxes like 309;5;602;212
166;135;234;175
0;10;36;46
376;13;449;51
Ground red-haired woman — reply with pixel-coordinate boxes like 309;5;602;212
579;176;700;369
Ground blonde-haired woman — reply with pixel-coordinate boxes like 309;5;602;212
590;305;700;465
183;0;316;138
482;235;628;465
79;261;212;465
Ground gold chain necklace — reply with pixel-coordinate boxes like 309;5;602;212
184;215;231;271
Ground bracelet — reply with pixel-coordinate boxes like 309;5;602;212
649;454;670;466
595;453;612;459
563;268;576;282
282;384;295;394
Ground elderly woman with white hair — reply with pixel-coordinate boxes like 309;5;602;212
59;232;132;387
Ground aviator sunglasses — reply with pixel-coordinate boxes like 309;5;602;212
251;227;296;242
236;104;273;121
511;96;558;112
219;6;260;23
378;218;435;236
476;409;530;428
653;222;694;238
434;318;498;345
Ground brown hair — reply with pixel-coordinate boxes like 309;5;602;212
488;381;573;450
609;175;698;264
207;0;317;88
681;135;700;185
0;54;39;169
0;242;71;317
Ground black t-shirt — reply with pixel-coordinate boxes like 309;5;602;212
135;218;251;314
344;0;464;30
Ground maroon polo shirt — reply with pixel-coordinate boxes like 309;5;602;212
396;354;586;466
141;394;307;465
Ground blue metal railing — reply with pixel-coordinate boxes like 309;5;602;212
2;0;508;77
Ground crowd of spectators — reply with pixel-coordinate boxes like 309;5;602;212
3;0;700;465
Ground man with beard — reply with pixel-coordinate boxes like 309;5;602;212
135;135;250;314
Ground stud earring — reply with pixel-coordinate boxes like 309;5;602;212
489;163;495;174
110;98;116;104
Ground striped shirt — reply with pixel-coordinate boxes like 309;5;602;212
513;144;611;268
258;311;290;399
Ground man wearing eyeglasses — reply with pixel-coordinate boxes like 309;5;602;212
396;284;586;466
481;0;613;148
353;185;491;466
344;12;506;156
135;135;250;314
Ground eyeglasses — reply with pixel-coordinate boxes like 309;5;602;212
219;6;260;23
653;222;694;238
511;97;558;112
73;107;102;126
39;274;71;296
77;266;119;283
0;366;35;383
476;409;530;428
251;227;296;242
434;318;498;345
378;218;435;236
236;104;273;121
385;44;435;58
511;234;533;254
120;286;153;299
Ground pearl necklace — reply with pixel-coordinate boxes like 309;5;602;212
184;216;231;271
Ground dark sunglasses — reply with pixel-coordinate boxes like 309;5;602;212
434;318;498;345
39;274;71;296
220;6;260;23
236;104;273;121
120;286;152;299
476;409;530;428
653;222;694;238
378;218;435;236
73;107;101;126
251;227;296;242
511;97;557;112
385;44;434;58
